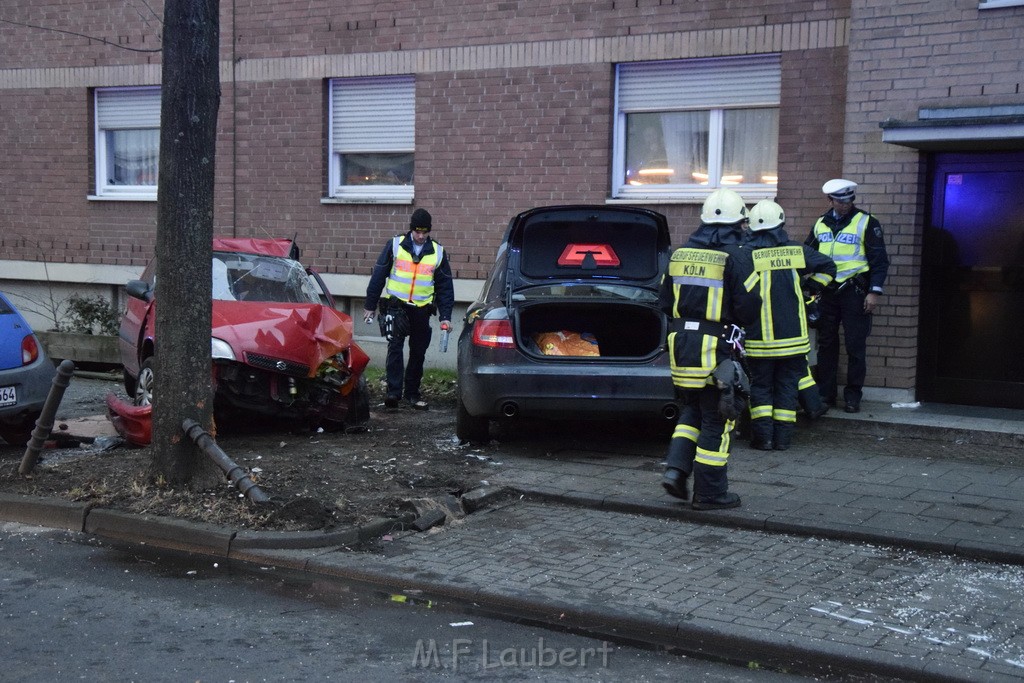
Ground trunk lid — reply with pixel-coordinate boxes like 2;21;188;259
503;205;671;294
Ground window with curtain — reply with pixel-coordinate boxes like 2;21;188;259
94;87;160;200
328;76;415;202
613;55;780;202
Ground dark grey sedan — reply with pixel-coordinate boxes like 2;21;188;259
455;205;679;443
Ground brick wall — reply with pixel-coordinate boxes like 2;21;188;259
0;1;847;316
842;0;1024;394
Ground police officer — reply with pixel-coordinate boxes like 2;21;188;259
744;200;836;450
659;189;761;510
805;179;890;413
363;208;454;410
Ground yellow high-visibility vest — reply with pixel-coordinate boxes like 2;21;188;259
813;211;869;283
384;237;444;306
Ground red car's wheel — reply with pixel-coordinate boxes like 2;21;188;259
134;357;155;407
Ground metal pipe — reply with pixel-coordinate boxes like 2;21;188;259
181;418;273;506
19;359;76;475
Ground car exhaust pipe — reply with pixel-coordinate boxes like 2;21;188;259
500;401;519;418
662;403;679;421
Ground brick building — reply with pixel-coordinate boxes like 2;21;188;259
1;1;1022;407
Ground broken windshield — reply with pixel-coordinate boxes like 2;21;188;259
213;252;321;304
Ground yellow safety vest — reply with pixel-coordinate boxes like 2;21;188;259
813;211;869;283
384;237;443;307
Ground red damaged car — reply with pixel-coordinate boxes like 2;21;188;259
118;238;371;433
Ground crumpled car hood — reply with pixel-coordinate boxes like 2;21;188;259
211;301;354;376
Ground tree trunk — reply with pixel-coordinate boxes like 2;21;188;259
151;0;221;487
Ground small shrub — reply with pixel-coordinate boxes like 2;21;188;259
58;294;120;336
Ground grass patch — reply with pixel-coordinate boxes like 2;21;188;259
363;367;457;404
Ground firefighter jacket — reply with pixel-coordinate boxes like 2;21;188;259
805;206;889;294
744;227;837;359
364;233;455;320
658;223;761;389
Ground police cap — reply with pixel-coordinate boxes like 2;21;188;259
822;179;857;202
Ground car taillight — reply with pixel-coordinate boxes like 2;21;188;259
22;334;39;365
472;319;516;349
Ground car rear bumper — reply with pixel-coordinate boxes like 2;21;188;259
459;360;678;421
0;355;55;422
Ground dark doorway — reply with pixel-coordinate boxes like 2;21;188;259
919;151;1024;408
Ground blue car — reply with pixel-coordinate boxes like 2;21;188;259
0;292;55;446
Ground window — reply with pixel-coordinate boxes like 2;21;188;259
328;76;415;202
979;0;1024;8
612;56;780;202
93;87;160;200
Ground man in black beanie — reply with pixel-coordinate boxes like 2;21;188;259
363;208;455;409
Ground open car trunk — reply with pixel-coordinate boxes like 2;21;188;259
515;301;665;359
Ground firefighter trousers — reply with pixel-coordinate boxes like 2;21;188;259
664;384;735;499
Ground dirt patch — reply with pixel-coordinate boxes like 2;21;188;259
0;373;496;532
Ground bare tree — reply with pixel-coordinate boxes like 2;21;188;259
151;0;221;486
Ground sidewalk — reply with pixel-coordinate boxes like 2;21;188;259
253;403;1024;681
3;399;1024;680
487;401;1024;565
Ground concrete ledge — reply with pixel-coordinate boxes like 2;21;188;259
84;508;234;557
232;527;361;551
0;493;87;531
37;331;119;365
230;514;414;551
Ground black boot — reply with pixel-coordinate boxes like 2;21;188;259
691;463;741;510
773;422;793;451
661;467;689;500
800;387;829;419
692;492;742;510
749;417;773;451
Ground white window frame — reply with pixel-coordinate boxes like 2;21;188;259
611;55;781;203
979;0;1024;9
327;75;415;203
92;86;161;201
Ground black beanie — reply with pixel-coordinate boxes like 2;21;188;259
410;208;432;231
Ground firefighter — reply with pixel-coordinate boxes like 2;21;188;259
744;200;836;450
659;189;762;510
805;179;890;413
363;208;454;410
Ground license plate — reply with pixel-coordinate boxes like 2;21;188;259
0;385;16;407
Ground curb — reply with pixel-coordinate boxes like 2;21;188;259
0;493;88;531
0;485;512;555
817;411;1024;450
0;492;416;556
510;488;1024;567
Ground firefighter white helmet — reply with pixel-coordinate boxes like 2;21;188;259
748;200;785;231
822;178;857;201
700;188;748;225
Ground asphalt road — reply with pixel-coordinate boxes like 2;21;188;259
0;521;816;682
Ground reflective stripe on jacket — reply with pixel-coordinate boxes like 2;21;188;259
663;246;759;389
745;245;811;358
384;236;444;306
813;211;869;283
